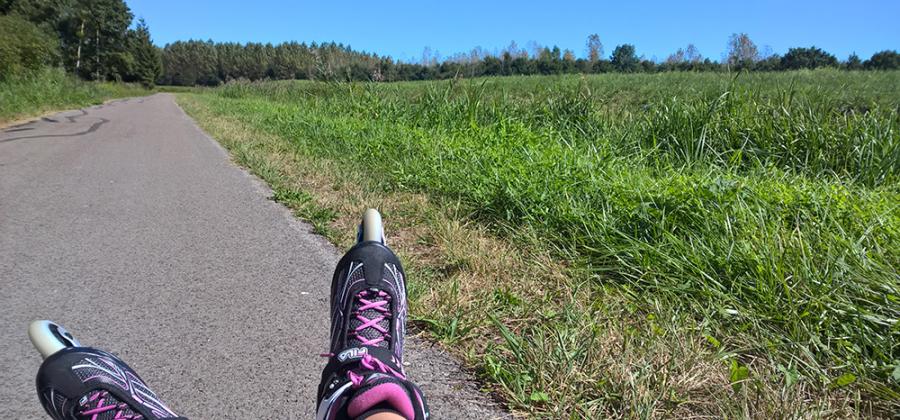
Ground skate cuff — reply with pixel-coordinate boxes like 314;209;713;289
347;379;415;418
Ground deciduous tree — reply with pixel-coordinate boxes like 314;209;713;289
586;34;603;63
864;50;899;70
726;33;758;69
611;44;639;72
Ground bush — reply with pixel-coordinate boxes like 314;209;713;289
865;50;900;70
0;67;149;123
780;46;838;70
0;14;59;79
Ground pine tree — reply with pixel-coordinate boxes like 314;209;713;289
130;18;160;87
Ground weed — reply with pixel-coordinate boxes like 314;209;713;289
0;68;150;124
178;70;899;417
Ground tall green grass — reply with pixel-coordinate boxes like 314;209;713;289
191;70;899;412
0;68;149;123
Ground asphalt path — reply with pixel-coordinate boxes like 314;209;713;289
0;94;507;418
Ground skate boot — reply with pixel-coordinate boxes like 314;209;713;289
28;320;185;420
316;209;429;420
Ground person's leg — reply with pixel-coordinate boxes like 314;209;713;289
365;413;406;420
315;212;430;420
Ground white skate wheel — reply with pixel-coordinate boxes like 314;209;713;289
361;208;385;244
28;320;81;359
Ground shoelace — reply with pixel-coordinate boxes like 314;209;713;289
351;290;392;346
78;390;142;420
348;353;407;387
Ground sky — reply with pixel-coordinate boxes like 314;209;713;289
127;0;900;63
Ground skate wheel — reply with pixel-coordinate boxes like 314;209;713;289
358;208;385;244
28;320;81;359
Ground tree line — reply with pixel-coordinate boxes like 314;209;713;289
1;0;161;86
159;34;899;86
2;1;897;87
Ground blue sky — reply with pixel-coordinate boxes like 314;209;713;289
127;0;899;63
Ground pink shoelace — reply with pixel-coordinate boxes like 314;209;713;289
78;390;142;420
351;290;392;346
348;353;407;386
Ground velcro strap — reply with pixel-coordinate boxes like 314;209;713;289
324;346;404;377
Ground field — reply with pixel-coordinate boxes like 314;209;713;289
0;68;150;124
177;70;899;417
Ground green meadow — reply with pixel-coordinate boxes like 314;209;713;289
180;69;899;417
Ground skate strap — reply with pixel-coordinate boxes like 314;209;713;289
323;346;405;379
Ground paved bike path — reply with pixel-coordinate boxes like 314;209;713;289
0;94;506;418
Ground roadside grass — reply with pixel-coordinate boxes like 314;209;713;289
156;85;205;94
177;69;898;417
0;68;150;124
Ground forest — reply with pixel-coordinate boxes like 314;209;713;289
157;36;900;85
1;0;161;86
2;0;899;87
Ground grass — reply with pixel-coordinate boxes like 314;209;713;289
0;68;151;124
177;69;899;417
